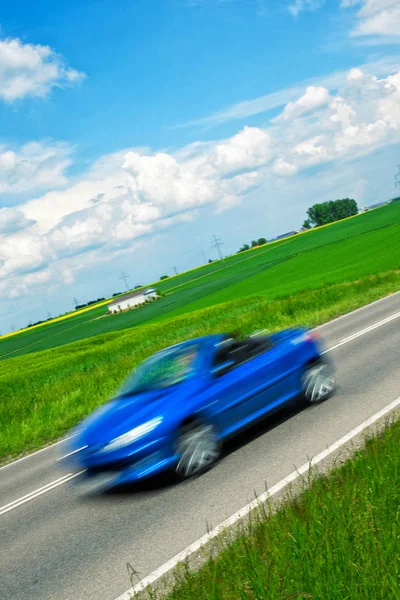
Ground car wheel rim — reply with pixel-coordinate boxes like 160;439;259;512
176;424;219;478
302;365;335;403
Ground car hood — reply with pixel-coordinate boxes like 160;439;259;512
77;384;191;447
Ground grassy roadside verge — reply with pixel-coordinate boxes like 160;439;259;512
156;418;400;600
1;269;399;464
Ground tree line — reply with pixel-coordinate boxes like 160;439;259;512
234;199;358;255
303;198;358;229
75;297;106;310
237;237;268;254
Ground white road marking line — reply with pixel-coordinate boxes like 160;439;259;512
315;288;400;331
323;310;400;354
1;302;400;516
2;292;399;472
0;471;84;517
115;395;400;600
0;434;75;472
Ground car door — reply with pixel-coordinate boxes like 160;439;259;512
205;338;300;438
248;339;300;414
203;341;269;436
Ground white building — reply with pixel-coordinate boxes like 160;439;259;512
108;288;158;314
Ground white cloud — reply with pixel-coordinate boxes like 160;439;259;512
275;86;331;121
343;0;400;38
123;151;217;209
379;72;400;129
272;157;298;176
169;56;400;128
0;141;73;196
0;230;49;277
276;67;400;169
0;36;85;102
1;128;270;284
209;127;273;175
0;207;35;233
287;0;325;17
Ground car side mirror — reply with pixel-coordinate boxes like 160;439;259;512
211;360;235;377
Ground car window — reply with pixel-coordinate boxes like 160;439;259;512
118;344;199;396
213;336;273;369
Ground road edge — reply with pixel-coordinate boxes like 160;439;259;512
116;398;400;600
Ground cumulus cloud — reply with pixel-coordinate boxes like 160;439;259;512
272;67;400;171
0;141;73;196
272;158;298;176
210;127;273;175
275;86;331;121
0;36;85;102
170;57;400;129
0;207;35;234
0;230;49;278
123;151;216;209
342;0;400;37
1;128;270;283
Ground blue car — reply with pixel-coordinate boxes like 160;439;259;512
59;328;335;492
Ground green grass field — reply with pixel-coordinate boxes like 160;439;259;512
1;269;400;463
159;418;400;600
1;202;399;360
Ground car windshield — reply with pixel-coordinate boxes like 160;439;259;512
117;344;199;397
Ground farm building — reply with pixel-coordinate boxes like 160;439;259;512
108;288;158;313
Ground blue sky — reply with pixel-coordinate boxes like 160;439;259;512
0;0;400;332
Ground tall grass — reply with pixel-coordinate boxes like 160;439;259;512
1;270;399;462
159;419;400;600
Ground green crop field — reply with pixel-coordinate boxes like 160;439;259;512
1;202;399;361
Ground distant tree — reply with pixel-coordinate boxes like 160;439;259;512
306;198;358;227
208;259;214;263
251;240;258;248
160;274;169;280
257;237;267;245
237;243;250;253
134;285;142;289
302;219;312;229
28;319;45;327
112;292;122;297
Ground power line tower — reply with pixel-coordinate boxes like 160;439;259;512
211;234;224;261
73;297;79;308
119;271;130;291
200;245;207;264
47;311;52;320
395;165;400;188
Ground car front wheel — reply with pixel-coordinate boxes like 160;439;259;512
301;362;336;405
175;422;220;480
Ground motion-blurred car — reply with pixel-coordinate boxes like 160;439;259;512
58;328;335;492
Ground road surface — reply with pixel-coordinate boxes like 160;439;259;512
1;292;399;600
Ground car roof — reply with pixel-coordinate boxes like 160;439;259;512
155;334;227;355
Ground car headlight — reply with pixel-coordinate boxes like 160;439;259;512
98;417;163;454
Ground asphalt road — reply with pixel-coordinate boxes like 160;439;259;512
1;292;399;600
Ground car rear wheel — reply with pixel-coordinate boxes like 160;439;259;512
175;422;220;480
301;361;335;405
